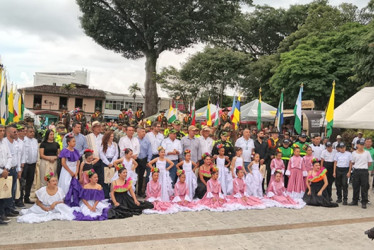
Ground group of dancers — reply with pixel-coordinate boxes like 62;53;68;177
18;138;342;223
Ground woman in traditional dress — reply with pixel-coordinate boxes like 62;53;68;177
266;170;305;209
108;166;153;219
176;149;197;199
58;135;80;195
226;167;265;209
303;159;338;207
147;147;174;201
73;169;111;221
17;173;75;223
286;147;307;199
245;153;263;197
195;153;214;199
197;167;226;210
39;129;60;186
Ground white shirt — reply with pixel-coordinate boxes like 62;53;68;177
146;132;164;155
118;136;140;158
161;137;182;161
99;143;118;165
24;137;39;164
0;139;12;174
352;137;364;149
94;133;103;153
310;144;325;160
235;137;255;162
351;150;372;169
3;137;21;171
321;149;336;162
334;151;352;168
199;136;214;157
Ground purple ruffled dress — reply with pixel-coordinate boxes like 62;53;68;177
58;148;80;195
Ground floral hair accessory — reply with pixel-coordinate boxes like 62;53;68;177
44;172;54;182
311;158;318;164
217;144;224;149
123;148;127;151
236;166;243;170
157;146;164;152
276;148;282;153
115;164;124;171
177;169;185;176
67;133;74;138
184;149;191;155
84;149;94;153
151;167;159;173
275;169;283;175
202;152;210;159
293;143;299;148
302;143;309;151
88;169;96;177
211;166;219;173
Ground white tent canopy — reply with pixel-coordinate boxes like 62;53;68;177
334;87;374;129
240;99;277;122
24;108;36;118
195;104;218;121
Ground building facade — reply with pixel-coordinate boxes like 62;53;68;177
34;70;88;87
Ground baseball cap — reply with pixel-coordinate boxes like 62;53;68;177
202;126;211;131
358;138;365;145
326;142;332;147
173;120;182;125
300;133;307;138
169;129;177;134
338;142;346;148
283;139;290;144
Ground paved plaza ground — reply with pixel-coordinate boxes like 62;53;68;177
1;188;374;250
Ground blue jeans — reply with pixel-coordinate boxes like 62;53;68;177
5;167;17;213
244;162;250;173
167;160;179;186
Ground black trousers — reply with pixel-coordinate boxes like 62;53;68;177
0;198;4;216
21;163;36;200
93;160;104;187
335;167;349;201
352;169;369;204
136;158;147;195
282;159;289;188
323;161;334;199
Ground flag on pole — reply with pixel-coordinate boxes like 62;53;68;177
206;98;212;126
326;81;335;138
232;95;241;130
213;102;220;127
275;89;284;131
167;105;177;123
293;84;303;134
257;88;262;130
13;88;20;122
0;78;7;125
7;84;14;124
229;96;236;120
190;100;196;126
20;91;24;120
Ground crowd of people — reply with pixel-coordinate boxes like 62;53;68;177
0;109;373;225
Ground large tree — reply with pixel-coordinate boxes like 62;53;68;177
76;0;251;116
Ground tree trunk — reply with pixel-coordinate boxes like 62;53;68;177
144;52;159;117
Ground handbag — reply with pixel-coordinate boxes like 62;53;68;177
104;167;115;184
259;164;267;179
0;176;13;199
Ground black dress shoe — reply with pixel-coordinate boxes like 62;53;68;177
343;201;348;205
6;212;18;217
348;202;358;206
10;209;19;215
362;203;367;209
0;220;8;225
24;199;35;204
1;215;10;223
15;201;26;208
336;199;342;203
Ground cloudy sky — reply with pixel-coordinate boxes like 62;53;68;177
0;0;370;96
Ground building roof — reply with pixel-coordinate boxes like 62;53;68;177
21;85;105;98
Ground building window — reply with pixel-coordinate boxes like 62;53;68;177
33;95;42;109
75;98;83;109
124;102;143;110
105;100;124;110
59;97;68;110
95;100;103;111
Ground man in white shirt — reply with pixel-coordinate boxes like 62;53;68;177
333;142;352;205
332;135;342;150
22;126;38;205
161;129;182;185
146;122;164;159
350;138;373;208
119;125;140;158
0;124;12;224
86;121;104;187
352;131;364;150
310;135;325;160
198;126;213;164
320;142;336;201
235;128;255;172
3;124;22;217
